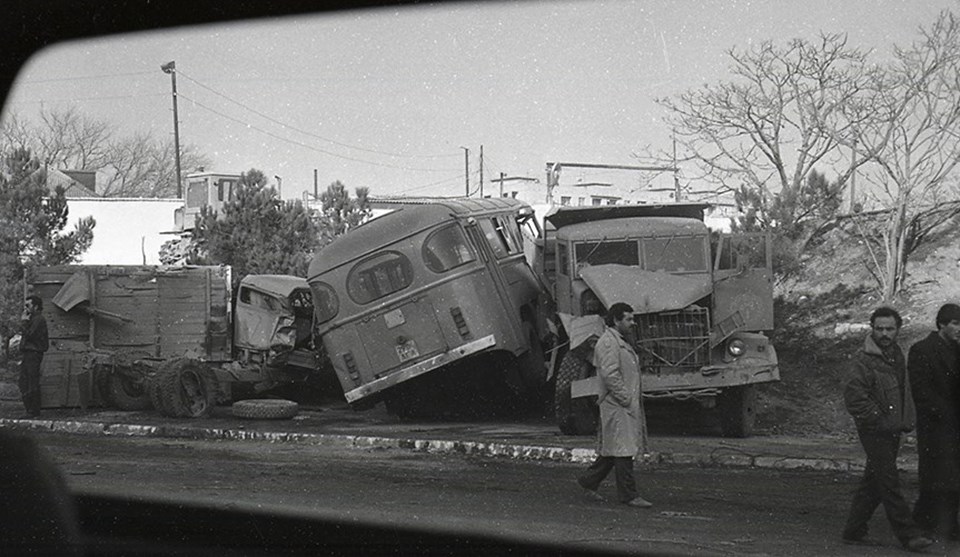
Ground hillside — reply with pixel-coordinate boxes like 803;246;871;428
756;217;960;437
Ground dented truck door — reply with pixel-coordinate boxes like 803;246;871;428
712;232;774;331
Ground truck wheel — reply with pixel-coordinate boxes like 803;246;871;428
231;399;299;420
554;354;598;435
718;384;757;438
106;367;152;410
157;358;218;418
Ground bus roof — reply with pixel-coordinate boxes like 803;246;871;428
308;197;531;280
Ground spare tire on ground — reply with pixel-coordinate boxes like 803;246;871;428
231;399;299;420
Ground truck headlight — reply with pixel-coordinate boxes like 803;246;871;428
727;339;745;357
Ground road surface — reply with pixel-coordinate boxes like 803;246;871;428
17;431;952;556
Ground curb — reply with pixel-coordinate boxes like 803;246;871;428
0;417;878;473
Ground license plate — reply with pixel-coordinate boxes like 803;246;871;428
396;339;420;362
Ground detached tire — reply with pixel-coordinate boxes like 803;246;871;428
156;358;218;418
106;369;152;411
554;354;598;435
232;399;299;420
718;384;757;438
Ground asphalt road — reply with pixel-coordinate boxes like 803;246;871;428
20;431;954;556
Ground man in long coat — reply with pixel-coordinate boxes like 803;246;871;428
576;302;652;508
909;303;960;540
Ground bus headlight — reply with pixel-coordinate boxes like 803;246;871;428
727;338;746;357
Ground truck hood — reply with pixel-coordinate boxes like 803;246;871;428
579;265;712;314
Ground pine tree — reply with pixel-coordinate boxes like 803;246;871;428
0;148;95;352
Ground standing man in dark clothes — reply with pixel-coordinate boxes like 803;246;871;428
18;295;48;418
909;303;960;541
842;306;933;552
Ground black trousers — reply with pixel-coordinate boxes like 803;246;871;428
18;351;43;416
914;489;960;538
578;456;637;503
843;430;922;544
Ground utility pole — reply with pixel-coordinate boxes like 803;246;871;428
479;145;484;198
499;172;505;197
161;61;182;199
849;137;858;213
460;147;470;196
672;135;681;201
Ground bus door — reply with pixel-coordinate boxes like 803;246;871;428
464;217;525;348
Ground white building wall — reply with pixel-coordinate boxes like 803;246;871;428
65;198;182;265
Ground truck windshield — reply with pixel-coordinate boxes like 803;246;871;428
643;236;707;272
574;240;639;272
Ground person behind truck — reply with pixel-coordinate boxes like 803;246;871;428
576;302;652;508
908;303;960;541
841;306;933;552
18;295;49;418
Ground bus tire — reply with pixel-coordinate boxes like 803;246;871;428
232;399;299;420
718;384;757;438
156;358;218;418
554;354;598;435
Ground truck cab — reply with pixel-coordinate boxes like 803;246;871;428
543;204;779;437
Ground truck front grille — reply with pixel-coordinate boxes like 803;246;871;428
634;307;710;371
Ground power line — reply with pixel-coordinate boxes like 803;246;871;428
12;93;166;105
17;70;156;84
179;93;459;173
178;70;459;160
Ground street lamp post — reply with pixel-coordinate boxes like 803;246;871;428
161;61;183;199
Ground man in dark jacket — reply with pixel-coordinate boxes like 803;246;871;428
909;303;960;540
842;307;933;552
18;295;49;418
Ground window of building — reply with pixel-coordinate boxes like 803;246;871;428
560;196;571;206
591;198;602;206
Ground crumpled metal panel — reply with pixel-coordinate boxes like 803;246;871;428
579;265;712;315
234;305;295;351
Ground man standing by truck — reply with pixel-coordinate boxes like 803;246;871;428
18;295;48;418
576;302;652;508
841;306;933;552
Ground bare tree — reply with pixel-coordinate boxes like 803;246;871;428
845;10;960;300
35;106;113;170
658;34;872;252
2;107;211;197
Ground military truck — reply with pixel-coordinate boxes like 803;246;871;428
25;265;317;418
539;203;779;437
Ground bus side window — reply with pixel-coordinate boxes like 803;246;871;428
423;224;476;273
479;218;509;259
347;251;413;304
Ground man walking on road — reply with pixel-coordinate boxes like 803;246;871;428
842;306;933;552
18;295;48;418
909;303;960;541
577;302;652;508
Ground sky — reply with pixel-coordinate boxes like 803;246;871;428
2;0;956;201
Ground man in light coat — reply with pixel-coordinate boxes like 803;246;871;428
576;302;652;508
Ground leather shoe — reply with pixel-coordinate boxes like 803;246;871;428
624;496;653;508
904;536;934;552
580;487;605;502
